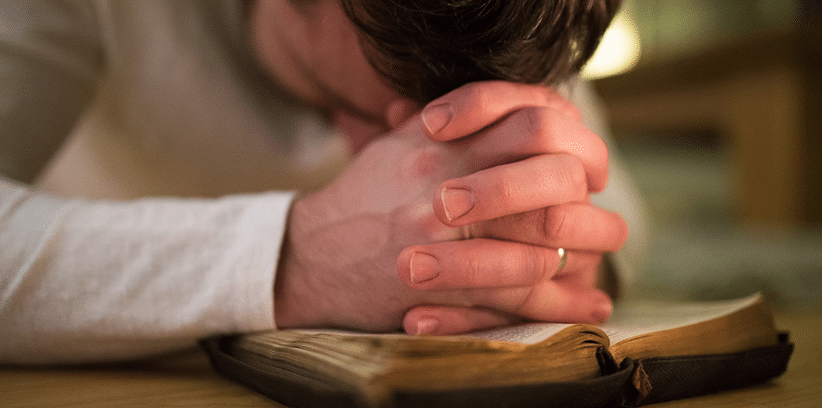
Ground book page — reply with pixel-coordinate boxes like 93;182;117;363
292;294;762;347
467;323;574;344
600;293;762;345
298;324;575;345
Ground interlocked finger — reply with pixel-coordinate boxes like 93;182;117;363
403;305;522;335
398;239;600;290
421;81;582;142
433;153;588;226
468;202;629;252
403;282;613;335
470;281;613;324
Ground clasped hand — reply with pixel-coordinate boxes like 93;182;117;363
274;81;628;335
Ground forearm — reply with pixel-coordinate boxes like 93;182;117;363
0;179;292;364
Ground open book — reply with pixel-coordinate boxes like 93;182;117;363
202;294;793;408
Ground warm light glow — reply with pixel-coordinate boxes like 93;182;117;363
580;9;641;80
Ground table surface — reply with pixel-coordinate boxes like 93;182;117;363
2;307;820;408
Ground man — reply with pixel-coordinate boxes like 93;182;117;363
0;0;635;363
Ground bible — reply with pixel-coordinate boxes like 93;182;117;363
202;294;793;408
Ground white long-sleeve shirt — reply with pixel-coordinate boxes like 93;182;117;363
1;182;289;362
0;0;648;364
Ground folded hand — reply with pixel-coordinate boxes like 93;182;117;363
274;81;627;335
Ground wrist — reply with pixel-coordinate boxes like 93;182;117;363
273;198;316;329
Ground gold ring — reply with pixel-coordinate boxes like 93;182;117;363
557;248;568;273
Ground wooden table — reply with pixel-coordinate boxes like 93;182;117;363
2;307;820;407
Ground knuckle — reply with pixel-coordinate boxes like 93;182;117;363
512;286;536;316
465;256;483;286
466;84;493;114
613;214;630;250
590;132;609;165
393;204;453;243
403;145;448;177
526;245;552;282
486;175;518;210
522;107;565;150
449;82;485;110
556;155;587;196
540;207;571;244
523;107;550;138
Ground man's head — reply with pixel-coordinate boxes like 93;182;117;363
251;0;619;123
345;0;621;104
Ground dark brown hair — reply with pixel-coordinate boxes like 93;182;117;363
341;0;621;104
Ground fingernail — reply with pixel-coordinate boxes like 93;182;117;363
421;103;453;135
441;187;475;221
592;295;613;324
415;317;439;335
410;252;441;283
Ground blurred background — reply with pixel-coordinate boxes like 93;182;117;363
583;0;821;306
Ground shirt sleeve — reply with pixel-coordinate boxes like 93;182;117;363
0;177;293;364
1;0;104;183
